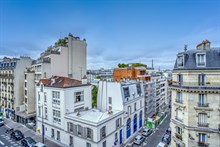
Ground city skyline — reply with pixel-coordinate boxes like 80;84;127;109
0;0;220;70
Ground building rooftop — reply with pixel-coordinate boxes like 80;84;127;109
38;76;90;88
174;48;220;70
65;108;122;124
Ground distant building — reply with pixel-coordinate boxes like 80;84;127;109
87;69;113;85
0;56;32;120
170;40;220;147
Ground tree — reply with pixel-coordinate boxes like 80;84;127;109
92;86;98;107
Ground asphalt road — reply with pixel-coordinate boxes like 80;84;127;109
144;114;171;147
0;125;23;147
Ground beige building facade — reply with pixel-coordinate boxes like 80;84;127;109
170;41;220;147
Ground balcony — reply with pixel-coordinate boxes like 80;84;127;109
198;122;209;127
175;133;182;141
198;142;209;147
170;82;220;90
197;103;209;107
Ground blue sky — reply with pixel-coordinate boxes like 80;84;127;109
0;0;219;69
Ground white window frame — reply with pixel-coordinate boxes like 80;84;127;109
74;91;84;103
196;53;206;67
177;55;184;68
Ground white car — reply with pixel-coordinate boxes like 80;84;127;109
157;142;168;147
34;142;46;147
134;135;145;145
142;128;153;137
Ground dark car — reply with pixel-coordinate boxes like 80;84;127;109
21;137;36;147
10;130;24;141
162;133;171;145
166;127;171;134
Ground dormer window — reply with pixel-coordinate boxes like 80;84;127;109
177;55;184;67
197;54;206;67
123;87;130;98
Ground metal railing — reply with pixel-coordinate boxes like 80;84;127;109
175;99;183;104
197;103;209;107
171;82;220;89
198;122;209;127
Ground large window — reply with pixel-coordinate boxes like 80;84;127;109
133;114;137;133
68;122;74;133
177;55;184;67
52;91;60;98
126;118;131;139
51;129;54;138
176;92;183;103
108;97;112;105
177;74;183;84
100;126;106;139
57;131;60;141
52;91;60;106
198;94;207;106
45;107;48;119
123;87;130;98
176;109;183;121
139;111;143;128
75;91;84;103
116;118;122;129
199;133;206;143
197;54;206;67
53;110;61;124
87;128;93;139
176;126;182;135
198;113;208;127
198;74;206;86
77;125;83;136
136;84;142;95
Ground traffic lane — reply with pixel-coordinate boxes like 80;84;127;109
0;125;22;147
144;114;171;147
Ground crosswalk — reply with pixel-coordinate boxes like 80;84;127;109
0;134;22;147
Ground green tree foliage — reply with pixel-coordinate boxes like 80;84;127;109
118;63;129;68
118;63;147;68
96;76;101;79
92;86;98;107
55;38;68;46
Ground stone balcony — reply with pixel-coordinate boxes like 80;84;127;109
198;141;209;147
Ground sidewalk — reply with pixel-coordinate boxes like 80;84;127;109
4;118;62;147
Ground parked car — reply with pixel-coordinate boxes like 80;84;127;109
166;127;171;134
162;133;171;145
0;117;4;126
142;128;153;137
134;135;145;145
157;142;168;147
21;137;36;147
10;130;24;141
34;142;46;147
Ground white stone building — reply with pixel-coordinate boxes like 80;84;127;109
36;77;144;147
0;56;32;120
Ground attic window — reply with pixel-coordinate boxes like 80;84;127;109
196;53;206;67
177;55;184;67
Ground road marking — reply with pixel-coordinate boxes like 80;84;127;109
0;140;5;145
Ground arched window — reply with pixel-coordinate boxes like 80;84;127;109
133;114;137;133
126;118;131;139
139;111;143;128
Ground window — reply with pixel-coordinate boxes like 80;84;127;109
40;84;43;92
69;136;73;146
68;122;74;133
123;87;130;98
38;92;40;101
176;109;183;121
53;110;61;123
177;74;183;84
198;74;206;86
198;94;207;106
25;82;27;88
52;91;60;98
44;92;47;102
176;126;182;135
57;131;60;141
199;133;206;143
126;118;131;139
52;91;60;106
176;92;182;103
133;114;137;133
100;126;106;139
116;118;122;129
136;84;142;95
38;106;41;116
86;142;91;147
127;106;132;114
87;128;92;139
140;100;142;107
102;141;106;147
77;125;83;136
51;129;54;138
115;132;118;142
108;97;112;105
197;54;206;66
139;111;143;128
177;55;184;67
45;107;48;119
198;113;208;126
75;91;84;102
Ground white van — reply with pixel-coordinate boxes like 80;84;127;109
157;142;168;147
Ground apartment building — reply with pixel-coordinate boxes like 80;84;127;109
0;57;32;120
170;40;220;147
36;77;144;147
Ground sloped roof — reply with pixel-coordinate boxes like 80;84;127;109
173;48;220;70
38;76;90;88
196;40;210;47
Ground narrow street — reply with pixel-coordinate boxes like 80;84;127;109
144;114;171;147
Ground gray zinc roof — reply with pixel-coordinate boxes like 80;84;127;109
173;47;220;70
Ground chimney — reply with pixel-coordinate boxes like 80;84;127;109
51;76;56;85
82;75;88;84
196;40;211;50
